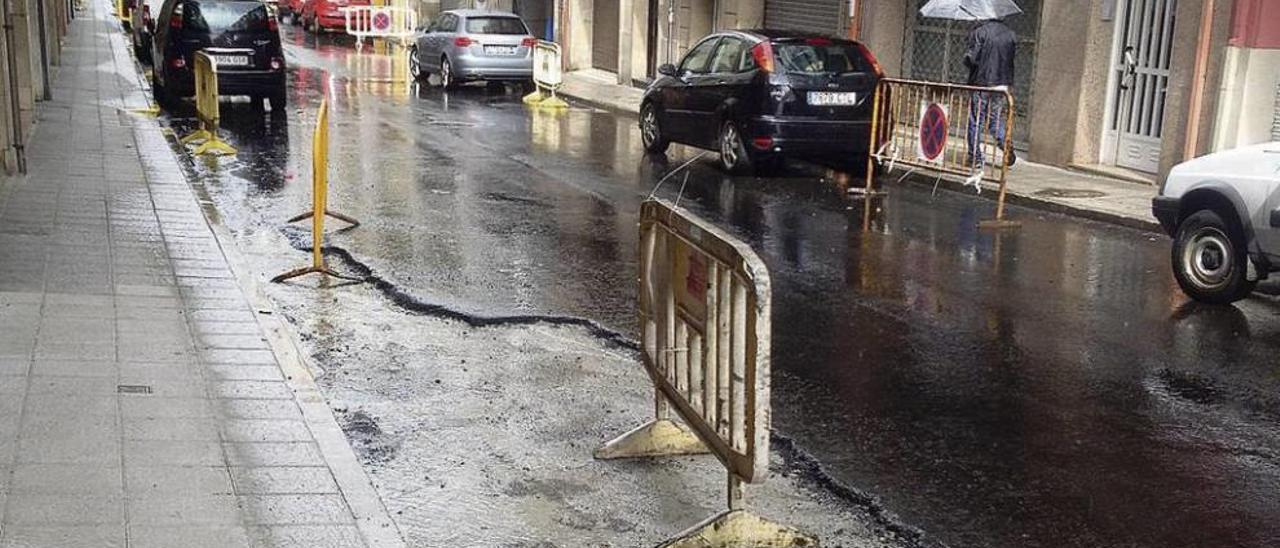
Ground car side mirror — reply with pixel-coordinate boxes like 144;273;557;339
658;63;677;77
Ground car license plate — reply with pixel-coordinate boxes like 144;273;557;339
484;45;517;56
212;55;249;67
808;91;858;106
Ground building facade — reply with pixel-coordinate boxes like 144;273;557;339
1;0;71;174
555;0;1280;179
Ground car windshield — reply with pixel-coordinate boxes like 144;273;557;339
184;0;271;33
774;42;870;75
465;16;526;35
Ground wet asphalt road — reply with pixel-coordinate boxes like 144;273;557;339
164;26;1280;548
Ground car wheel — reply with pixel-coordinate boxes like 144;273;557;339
409;48;425;81
269;91;287;113
440;56;456;89
151;78;172;110
718;120;753;175
1171;209;1257;304
640;102;669;154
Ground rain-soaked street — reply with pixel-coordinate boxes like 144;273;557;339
158;27;1280;548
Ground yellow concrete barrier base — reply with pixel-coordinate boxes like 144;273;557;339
660;510;818;548
522;90;569;110
180;129;238;156
593;419;710;460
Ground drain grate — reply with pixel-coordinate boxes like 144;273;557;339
1034;188;1107;199
117;384;153;395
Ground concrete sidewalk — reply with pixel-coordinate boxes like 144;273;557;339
0;2;403;547
557;71;1161;232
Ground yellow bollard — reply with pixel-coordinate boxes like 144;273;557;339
272;98;362;283
180;52;237;156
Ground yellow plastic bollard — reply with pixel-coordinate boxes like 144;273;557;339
180;52;237;156
272;97;362;283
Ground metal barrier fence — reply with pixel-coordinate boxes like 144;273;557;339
272;96;361;283
522;41;567;109
179;51;237;156
343;5;417;52
863;77;1019;229
596;200;814;546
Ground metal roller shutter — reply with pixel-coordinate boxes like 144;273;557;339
765;0;845;38
592;0;620;71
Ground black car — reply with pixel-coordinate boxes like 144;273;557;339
150;0;287;110
640;30;883;174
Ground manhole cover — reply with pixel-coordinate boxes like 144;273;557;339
1034;188;1107;198
117;384;153;395
426;120;477;128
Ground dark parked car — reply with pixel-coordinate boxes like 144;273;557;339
129;0;163;62
150;0;288;111
640;30;883;174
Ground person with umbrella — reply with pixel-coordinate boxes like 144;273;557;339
920;0;1022;170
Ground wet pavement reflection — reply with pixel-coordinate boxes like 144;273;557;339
161;26;1280;548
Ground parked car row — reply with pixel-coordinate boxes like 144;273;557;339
278;0;367;33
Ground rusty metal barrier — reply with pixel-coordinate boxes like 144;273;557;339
596;200;814;547
522;41;567;109
178;51;237;156
863;77;1019;229
272;97;362;283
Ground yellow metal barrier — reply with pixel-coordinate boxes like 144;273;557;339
115;0;130;25
863;77;1019;229
522;41;568;109
272;97;362;283
596;200;815;546
179;52;237;156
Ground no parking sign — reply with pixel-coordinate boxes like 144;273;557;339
370;8;391;32
916;101;949;163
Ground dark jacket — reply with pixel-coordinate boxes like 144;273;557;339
964;20;1016;86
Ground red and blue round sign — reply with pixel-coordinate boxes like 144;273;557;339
919;103;948;161
372;11;391;31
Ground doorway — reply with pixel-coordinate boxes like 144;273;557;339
591;0;620;71
1102;0;1177;173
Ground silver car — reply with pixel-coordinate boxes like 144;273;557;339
409;9;535;89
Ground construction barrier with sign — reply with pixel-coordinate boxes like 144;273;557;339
178;51;237;156
595;200;815;547
863;77;1019;229
343;5;417;52
272;97;362;283
522;40;568;109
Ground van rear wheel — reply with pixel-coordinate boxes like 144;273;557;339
1172;209;1256;304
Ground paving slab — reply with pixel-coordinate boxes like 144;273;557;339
0;2;403;546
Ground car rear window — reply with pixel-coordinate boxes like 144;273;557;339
184;0;271;33
774;42;872;75
465;16;526;35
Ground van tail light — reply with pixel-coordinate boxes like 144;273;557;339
521;36;536;48
169;57;186;69
267;13;278;31
454;36;472;47
169;4;182;28
751;41;774;74
854;41;884;78
142;4;151;24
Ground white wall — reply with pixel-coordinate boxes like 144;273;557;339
1211;46;1280;150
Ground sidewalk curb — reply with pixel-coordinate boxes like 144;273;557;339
895;172;1162;233
158;127;409;548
